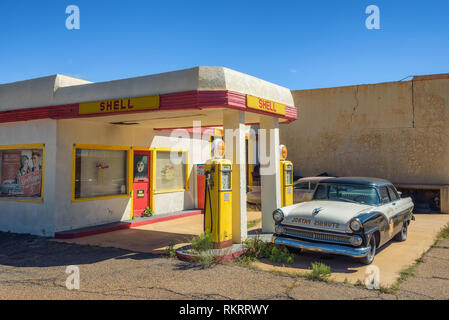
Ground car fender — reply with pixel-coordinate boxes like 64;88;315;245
357;211;390;247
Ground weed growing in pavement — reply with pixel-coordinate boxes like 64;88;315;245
194;254;217;268
238;235;294;265
166;241;176;258
305;262;331;281
433;223;449;247
191;231;213;252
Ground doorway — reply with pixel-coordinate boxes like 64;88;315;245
133;150;151;217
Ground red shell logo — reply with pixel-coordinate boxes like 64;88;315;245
217;141;225;157
280;145;288;160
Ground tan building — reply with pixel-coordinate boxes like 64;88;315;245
281;73;449;213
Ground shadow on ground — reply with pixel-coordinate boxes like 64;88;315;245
0;232;161;268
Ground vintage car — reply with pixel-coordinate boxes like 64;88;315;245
272;177;415;264
247;176;334;204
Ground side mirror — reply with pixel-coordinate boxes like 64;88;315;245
397;191;402;197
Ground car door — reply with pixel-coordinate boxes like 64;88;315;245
387;185;408;234
378;186;399;241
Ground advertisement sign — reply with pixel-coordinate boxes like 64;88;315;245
0;149;43;198
78;95;160;115
246;95;286;116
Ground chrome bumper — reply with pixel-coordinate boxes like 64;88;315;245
272;236;370;258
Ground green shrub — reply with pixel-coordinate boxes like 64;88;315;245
166;241;176;258
241;236;269;261
191;231;213;252
142;207;154;217
239;236;294;264
194;254;217;268
267;245;294;264
306;262;331;281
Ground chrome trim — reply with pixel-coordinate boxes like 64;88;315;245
387;207;412;222
273;236;370;258
349;218;362;232
364;226;379;237
281;225;355;246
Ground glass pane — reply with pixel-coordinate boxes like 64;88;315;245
294;182;309;190
155;151;186;191
134;154;148;180
285;171;292;185
222;171;231;190
313;184;328;199
379;187;390;203
0;149;43;198
387;186;399;201
75;149;127;199
313;183;380;205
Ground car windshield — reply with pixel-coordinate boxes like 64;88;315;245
312;183;380;205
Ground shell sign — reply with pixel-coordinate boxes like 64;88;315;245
212;139;225;159
280;145;288;160
78;95;160;115
246;95;286;116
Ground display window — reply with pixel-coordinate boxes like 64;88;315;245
72;145;130;201
154;149;189;193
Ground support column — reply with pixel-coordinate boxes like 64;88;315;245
223;110;247;243
259;116;281;233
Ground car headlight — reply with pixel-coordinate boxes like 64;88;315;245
273;209;284;223
349;235;363;246
349;219;362;232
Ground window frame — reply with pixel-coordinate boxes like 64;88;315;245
0;143;46;203
71;144;131;202
378;186;391;204
152;148;189;194
386;185;400;202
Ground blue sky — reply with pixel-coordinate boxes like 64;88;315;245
0;0;448;89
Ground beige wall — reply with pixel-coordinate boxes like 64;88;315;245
281;76;449;185
54;119;210;233
0;119;57;236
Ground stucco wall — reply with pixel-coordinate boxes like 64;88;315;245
281;76;449;185
54;120;207;232
0;119;57;236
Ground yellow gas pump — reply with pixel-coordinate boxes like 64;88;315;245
204;139;233;249
280;145;293;207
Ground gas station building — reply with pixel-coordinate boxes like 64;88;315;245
0;67;296;241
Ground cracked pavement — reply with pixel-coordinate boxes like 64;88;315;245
0;232;448;300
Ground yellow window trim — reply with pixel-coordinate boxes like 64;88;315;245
72;144;131;202
0;143;45;203
153;148;189;193
72;194;129;202
154;189;186;195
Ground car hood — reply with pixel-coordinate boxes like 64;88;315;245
282;200;374;233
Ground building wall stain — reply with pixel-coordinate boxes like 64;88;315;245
282;77;449;185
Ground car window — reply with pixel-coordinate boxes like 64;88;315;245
313;184;328;199
387;186;400;201
310;182;318;190
379;187;390;204
294;182;310;190
313;183;380;205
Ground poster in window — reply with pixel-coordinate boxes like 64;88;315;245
0;149;43;198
